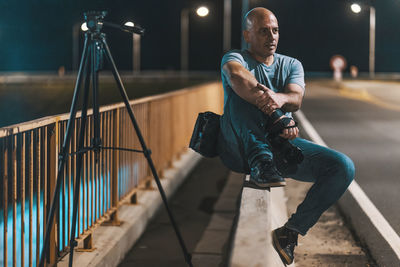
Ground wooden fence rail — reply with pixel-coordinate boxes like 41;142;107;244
0;82;223;267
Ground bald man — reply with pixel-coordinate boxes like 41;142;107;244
217;7;355;264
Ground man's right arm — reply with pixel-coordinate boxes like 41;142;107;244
222;60;299;140
222;61;264;106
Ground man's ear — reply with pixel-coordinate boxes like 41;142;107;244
243;30;250;43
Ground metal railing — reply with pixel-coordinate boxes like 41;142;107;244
0;81;223;267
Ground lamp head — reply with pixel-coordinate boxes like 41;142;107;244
351;3;362;13
196;6;209;17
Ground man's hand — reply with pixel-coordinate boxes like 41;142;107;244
255;83;286;115
279;118;299;140
253;83;299;139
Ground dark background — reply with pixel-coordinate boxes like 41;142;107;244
0;0;399;73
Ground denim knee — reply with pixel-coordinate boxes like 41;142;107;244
334;152;355;187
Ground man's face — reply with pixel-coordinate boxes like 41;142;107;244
244;13;279;59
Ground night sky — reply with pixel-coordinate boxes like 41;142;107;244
0;0;399;73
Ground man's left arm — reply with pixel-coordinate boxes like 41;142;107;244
256;58;305;113
255;59;305;139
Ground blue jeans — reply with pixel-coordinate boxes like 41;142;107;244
217;92;355;235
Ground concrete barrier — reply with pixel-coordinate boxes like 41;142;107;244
229;176;293;267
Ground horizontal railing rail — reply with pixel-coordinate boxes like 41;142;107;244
0;81;223;267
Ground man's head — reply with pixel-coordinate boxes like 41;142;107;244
243;7;279;61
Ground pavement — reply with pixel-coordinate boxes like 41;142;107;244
118;157;234;267
285;178;372;266
339;80;400;111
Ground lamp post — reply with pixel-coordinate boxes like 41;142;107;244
72;22;87;71
224;0;232;52
124;21;141;74
180;6;209;71
351;3;376;78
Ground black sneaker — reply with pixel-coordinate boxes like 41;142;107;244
272;226;298;265
250;159;286;188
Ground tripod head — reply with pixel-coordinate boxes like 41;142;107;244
84;11;107;33
84;10;145;35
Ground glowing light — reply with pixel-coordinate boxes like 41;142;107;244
351;3;362;14
124;21;135;27
81;22;88;31
196;6;209;17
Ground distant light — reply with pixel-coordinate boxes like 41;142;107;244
351;3;362;13
196;6;209;17
124;21;135;27
81;22;88;31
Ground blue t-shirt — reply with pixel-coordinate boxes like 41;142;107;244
221;50;305;116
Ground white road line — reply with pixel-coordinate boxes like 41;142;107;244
295;110;400;260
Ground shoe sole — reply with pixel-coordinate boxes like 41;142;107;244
253;181;286;188
272;230;293;265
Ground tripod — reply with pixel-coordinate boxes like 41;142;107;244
39;11;193;267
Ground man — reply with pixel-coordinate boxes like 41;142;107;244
217;7;355;264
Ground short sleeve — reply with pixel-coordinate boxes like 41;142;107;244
286;59;305;89
221;50;247;89
221;50;246;69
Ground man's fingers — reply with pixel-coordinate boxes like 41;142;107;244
279;126;299;140
255;92;267;107
256;83;268;91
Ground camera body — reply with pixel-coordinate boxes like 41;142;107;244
268;134;304;173
267;110;304;173
84;11;107;33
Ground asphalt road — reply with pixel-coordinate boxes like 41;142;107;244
299;79;400;266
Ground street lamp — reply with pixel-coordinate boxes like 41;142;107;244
180;6;209;71
124;21;141;74
81;22;88;32
196;6;209;17
351;2;375;78
351;3;362;13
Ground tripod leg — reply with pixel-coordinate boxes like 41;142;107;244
92;41;102;157
101;38;193;267
39;35;90;267
68;44;93;267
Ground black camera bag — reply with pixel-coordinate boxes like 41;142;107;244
189;111;220;157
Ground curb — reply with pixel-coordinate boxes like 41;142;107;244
229;176;293;267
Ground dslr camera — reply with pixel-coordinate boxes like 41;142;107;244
267;109;304;173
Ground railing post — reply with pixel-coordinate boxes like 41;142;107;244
12;135;17;267
3;137;8;267
47;123;58;265
110;109;121;224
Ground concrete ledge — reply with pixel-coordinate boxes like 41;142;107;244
58;150;202;267
229;176;292;267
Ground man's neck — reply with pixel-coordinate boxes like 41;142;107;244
247;50;275;66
